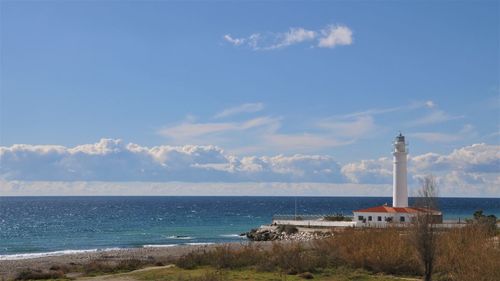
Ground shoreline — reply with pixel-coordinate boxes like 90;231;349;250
0;243;218;261
0;242;253;280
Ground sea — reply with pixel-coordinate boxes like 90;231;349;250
1;196;499;260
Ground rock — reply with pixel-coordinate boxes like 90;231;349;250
246;225;333;241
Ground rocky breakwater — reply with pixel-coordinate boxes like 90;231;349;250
246;225;333;242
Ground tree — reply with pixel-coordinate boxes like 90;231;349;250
470;209;497;235
411;175;438;281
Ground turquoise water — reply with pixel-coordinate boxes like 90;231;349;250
0;196;499;258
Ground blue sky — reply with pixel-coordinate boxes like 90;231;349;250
0;1;499;196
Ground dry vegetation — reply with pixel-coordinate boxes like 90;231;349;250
10;225;499;281
174;226;499;281
435;226;500;281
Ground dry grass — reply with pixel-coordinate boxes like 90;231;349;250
12;226;499;280
176;226;499;280
176;244;266;270
314;227;420;275
176;242;324;274
83;258;147;275
14;268;66;280
435;226;500;281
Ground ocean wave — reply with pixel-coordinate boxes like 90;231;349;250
142;244;177;248
166;235;194;240
219;234;245;238
0;248;121;261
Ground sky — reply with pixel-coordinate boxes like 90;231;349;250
0;1;499;197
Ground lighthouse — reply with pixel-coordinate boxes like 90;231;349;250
392;133;408;207
352;133;443;225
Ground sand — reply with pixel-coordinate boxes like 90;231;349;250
0;243;249;280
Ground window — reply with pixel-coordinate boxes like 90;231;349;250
377;216;382;221
400;216;405;222
368;216;372;221
358;216;364;221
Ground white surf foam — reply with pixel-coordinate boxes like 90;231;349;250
0;248;121;261
166;235;194;240
142;244;177;248
219;234;245;238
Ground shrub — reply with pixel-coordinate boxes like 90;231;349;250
176;245;265;270
173;226;500;280
314;228;420;275
266;242;323;274
176;250;211;269
176;242;322;274
466;210;498;235
116;259;143;271
48;264;72;273
83;260;115;274
15;268;65;280
436;226;500;281
83;258;145;274
298;272;314;279
324;214;351;221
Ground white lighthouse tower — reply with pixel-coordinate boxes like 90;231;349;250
392;133;408;207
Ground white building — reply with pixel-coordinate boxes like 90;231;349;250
353;133;442;226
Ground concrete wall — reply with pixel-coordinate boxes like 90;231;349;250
272;219;358;228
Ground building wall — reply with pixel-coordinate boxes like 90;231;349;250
353;211;415;225
271;219;357;228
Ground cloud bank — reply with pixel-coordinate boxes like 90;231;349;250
1;139;498;196
223;24;353;50
0;139;342;182
343;143;500;196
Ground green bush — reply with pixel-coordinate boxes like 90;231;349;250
324;214;351;221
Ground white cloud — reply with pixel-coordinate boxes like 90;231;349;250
336;100;436;119
318;25;353;48
341;157;392;184
410;132;463;143
317;115;377;138
268;27;317;49
1;140;498;196
157;112;356;154
157;116;280;144
223;34;245;46
263;133;351;153
224;24;352;51
0;139;345;182
425;100;436;108
411;109;463;126
410;124;476;143
0;181;392;197
214;103;264;119
340;143;500;196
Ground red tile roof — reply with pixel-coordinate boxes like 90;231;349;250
353;205;440;214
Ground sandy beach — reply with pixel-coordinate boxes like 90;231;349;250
0;243;249;280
